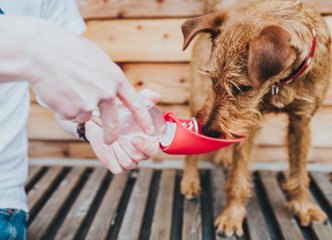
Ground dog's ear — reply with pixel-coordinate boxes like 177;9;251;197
248;25;295;88
181;12;226;50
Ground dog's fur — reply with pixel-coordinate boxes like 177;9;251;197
181;0;331;236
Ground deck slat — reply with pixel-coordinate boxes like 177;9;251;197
247;189;272;240
27;167;85;239
25;165;44;188
85;172;128;240
281;171;332;239
182;198;202;240
309;172;332;239
118;168;154;240
210;168;237;240
150;169;176;240
27;167;64;215
54;167;108;240
259;171;304;240
311;172;332;209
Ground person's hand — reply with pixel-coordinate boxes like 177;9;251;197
86;89;161;174
25;17;154;144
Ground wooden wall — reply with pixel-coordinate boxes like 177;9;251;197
28;0;332;163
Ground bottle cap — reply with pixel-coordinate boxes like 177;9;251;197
159;112;245;155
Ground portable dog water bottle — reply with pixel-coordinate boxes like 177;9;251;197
159;112;245;155
91;95;244;155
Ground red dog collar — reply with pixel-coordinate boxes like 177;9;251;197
271;28;317;95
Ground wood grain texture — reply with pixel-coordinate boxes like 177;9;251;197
77;0;204;19
84;19;192;62
77;0;332;19
25;165;44;188
28;167;85;239
259;171;304;240
27;167;64;215
182;198;202;240
150;170;176;240
86;172;128;240
30;63;190;105
84;17;331;62
118;168;154;240
246;189;271;240
28;140;332;163
27;103;332;147
54;168;108;240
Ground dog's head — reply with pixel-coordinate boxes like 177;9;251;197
182;11;297;138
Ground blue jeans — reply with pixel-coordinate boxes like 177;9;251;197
0;209;28;240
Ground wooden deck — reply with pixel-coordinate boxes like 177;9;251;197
26;165;332;240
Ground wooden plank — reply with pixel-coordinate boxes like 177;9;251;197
258;107;332;148
212;0;332;15
123;63;190;104
307;195;332;239
259;171;304;240
30;61;332;107
246;189;271;240
28;167;86;239
150;169;176;240
77;0;205;19
182;198;202;240
85;172;128;240
27;102;332;148
281;171;332;239
30;63;190;105
25;165;44;188
54;167;108;240
310;172;332;210
84;17;331;62
78;0;332;19
118;168;154;240
28;139;332;163
210;168;237;240
251;147;332;163
84;19;192;62
27;167;64;215
303;0;332;15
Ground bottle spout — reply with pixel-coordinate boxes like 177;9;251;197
160;112;245;155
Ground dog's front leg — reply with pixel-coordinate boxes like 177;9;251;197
283;114;327;226
214;133;255;237
181;155;201;199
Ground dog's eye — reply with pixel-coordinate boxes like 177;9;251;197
232;85;252;95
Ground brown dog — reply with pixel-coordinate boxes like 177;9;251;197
181;0;331;236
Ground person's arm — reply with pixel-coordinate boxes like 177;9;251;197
0;16;41;83
0;15;154;144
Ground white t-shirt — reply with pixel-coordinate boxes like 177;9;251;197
0;0;85;212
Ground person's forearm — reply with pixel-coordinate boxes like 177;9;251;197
0;15;50;83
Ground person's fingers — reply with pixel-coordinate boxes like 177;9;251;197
99;99;119;145
102;148;124;174
118;137;148;162
75;111;93;123
113;141;138;170
117;81;154;135
132;136;159;159
140;89;161;105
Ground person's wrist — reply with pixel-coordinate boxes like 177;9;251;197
84;121;95;143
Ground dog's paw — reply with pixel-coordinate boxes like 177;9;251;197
180;175;201;199
215;204;246;237
288;198;327;226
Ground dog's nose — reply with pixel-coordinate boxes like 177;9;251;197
201;124;222;138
